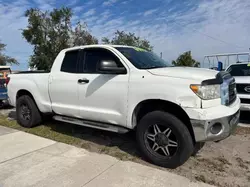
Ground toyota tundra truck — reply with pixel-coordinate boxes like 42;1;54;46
7;45;240;168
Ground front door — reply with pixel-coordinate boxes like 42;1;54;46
77;47;129;127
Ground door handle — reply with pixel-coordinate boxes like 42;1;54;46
78;78;89;84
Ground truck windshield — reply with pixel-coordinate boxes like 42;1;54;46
115;47;171;69
227;64;250;76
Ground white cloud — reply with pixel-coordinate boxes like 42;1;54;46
82;8;96;17
67;0;79;7
103;0;118;6
85;1;94;6
93;10;112;25
1;0;250;71
89;0;250;69
73;6;84;13
154;0;250;67
143;9;158;16
121;1;128;4
34;0;55;11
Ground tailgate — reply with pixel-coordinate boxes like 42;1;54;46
0;79;8;100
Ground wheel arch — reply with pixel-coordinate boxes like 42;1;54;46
131;99;195;143
16;89;41;111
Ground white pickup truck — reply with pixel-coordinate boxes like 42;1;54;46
7;45;240;168
226;63;250;111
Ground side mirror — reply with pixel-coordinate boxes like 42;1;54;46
98;60;126;74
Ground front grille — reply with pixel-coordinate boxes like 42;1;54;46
236;84;250;94
228;82;237;105
240;98;250;104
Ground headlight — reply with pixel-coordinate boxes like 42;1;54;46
190;84;221;100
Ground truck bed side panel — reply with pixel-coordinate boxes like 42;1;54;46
8;73;52;113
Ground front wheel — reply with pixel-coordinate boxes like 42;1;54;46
136;111;194;168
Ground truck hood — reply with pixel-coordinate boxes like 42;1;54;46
148;67;218;81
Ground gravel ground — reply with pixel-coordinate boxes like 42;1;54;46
1;107;250;187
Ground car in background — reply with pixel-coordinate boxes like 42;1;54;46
0;66;11;107
226;63;250;111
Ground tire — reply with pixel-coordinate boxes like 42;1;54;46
16;95;42;128
192;142;205;156
0;101;4;109
136;111;194;169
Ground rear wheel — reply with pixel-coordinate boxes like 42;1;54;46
136;111;194;168
16;95;42;128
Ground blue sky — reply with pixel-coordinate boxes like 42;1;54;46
0;0;250;70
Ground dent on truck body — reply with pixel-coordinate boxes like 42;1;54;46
176;96;201;108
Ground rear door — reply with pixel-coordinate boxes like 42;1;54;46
49;50;81;117
77;47;130;126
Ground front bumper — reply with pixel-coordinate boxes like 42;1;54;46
188;97;241;142
191;110;240;142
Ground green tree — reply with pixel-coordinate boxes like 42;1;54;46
22;7;98;71
172;51;200;67
70;22;98;46
102;30;153;51
0;41;18;65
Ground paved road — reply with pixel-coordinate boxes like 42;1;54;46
0;126;213;187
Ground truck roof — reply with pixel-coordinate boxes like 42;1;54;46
230;62;250;65
62;44;135;52
0;66;10;69
0;66;11;69
227;62;250;67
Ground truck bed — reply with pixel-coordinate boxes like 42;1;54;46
7;72;52;113
12;70;50;74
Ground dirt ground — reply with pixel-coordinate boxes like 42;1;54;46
1;108;250;187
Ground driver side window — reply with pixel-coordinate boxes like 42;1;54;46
81;48;123;73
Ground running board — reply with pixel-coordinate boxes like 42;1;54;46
53;115;129;134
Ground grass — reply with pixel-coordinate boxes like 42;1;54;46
0;114;141;162
0;116;82;145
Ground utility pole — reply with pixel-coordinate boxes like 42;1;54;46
160;52;162;59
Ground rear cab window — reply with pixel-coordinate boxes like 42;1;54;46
61;50;80;73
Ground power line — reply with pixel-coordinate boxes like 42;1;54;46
128;17;246;50
169;19;246;49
